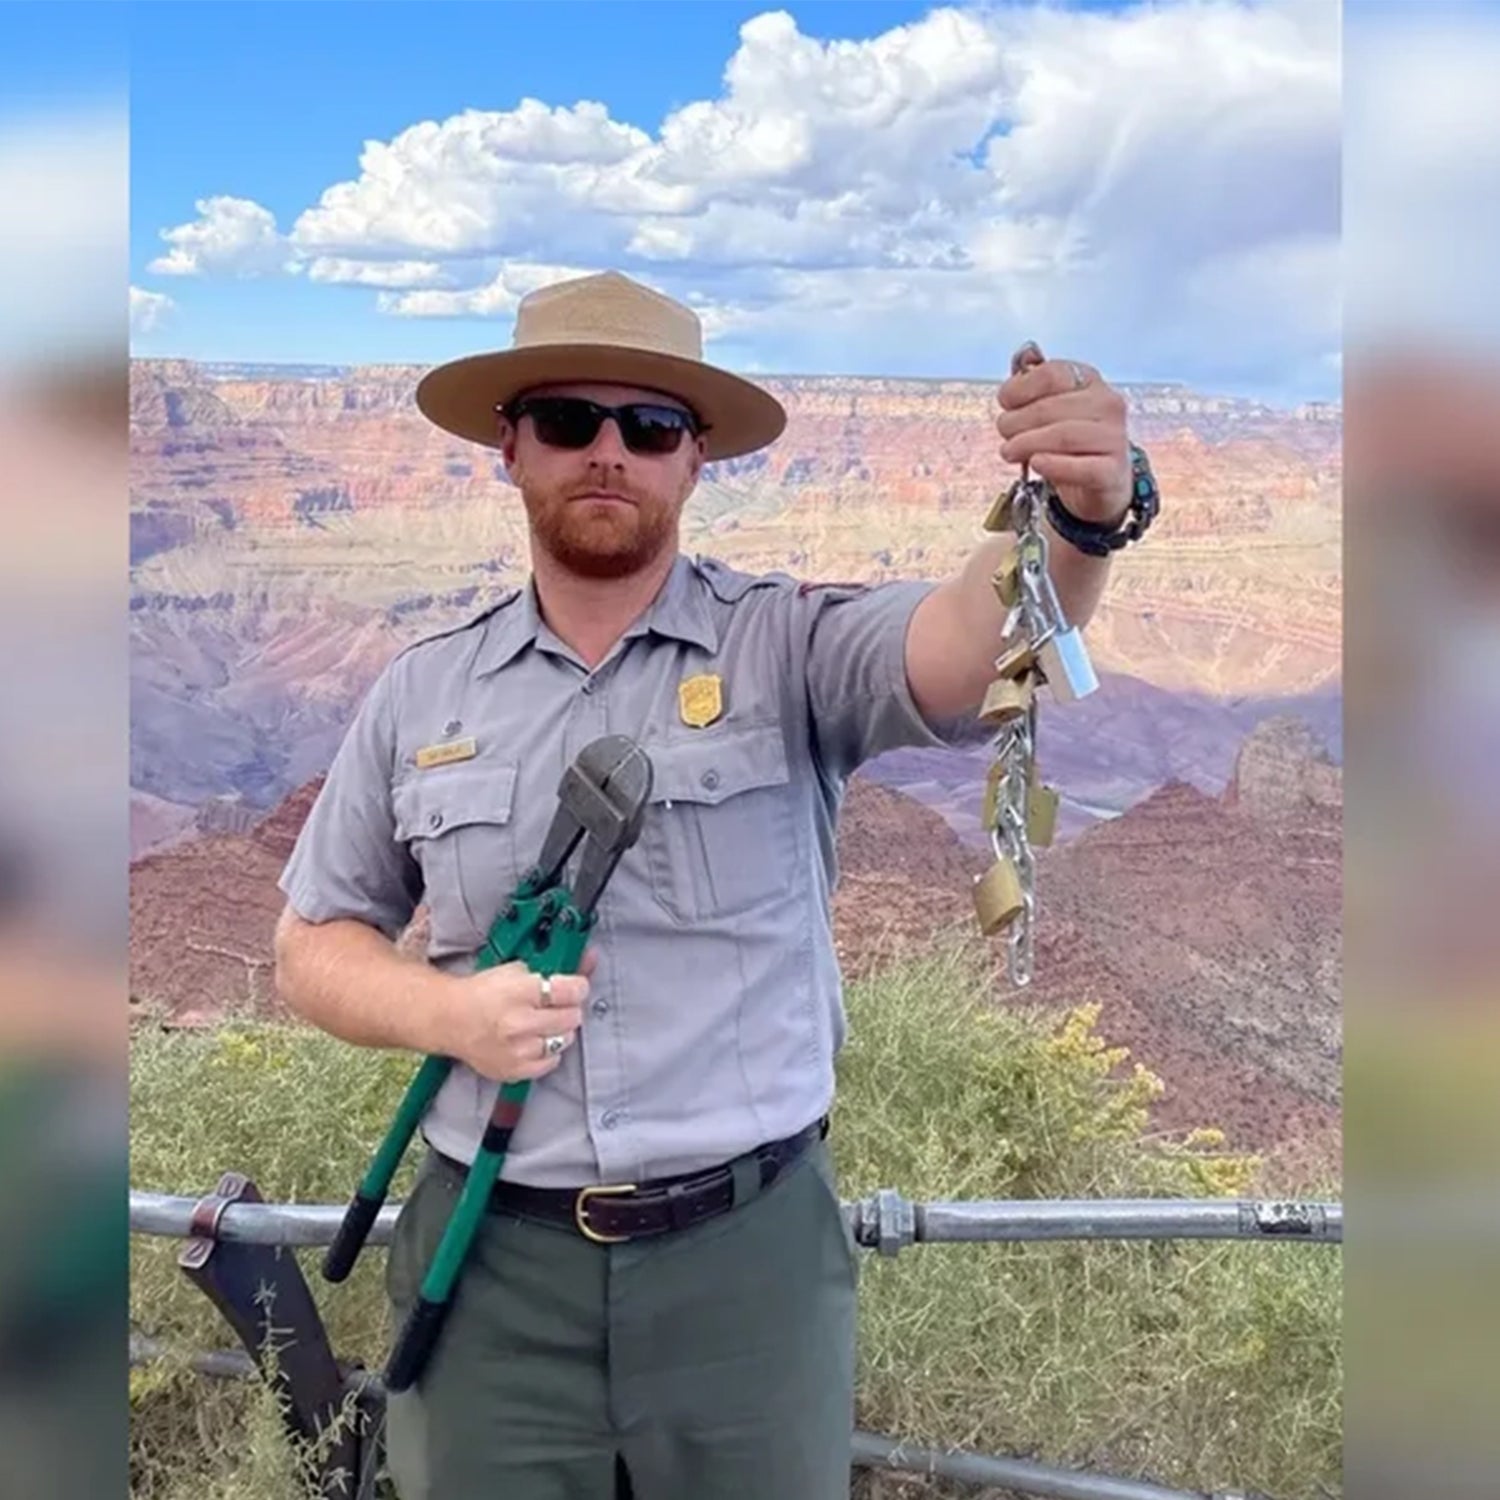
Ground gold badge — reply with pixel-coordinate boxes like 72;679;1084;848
678;673;723;729
414;735;477;770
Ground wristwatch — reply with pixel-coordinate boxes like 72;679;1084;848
1045;441;1160;557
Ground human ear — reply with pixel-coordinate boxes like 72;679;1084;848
496;416;520;478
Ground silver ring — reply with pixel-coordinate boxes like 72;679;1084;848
538;974;553;1007
1069;361;1088;389
543;1033;566;1058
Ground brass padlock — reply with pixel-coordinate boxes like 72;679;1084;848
991;552;1021;609
979;674;1034;726
981;760;1005;828
972;857;1024;935
982;482;1020;533
992;637;1037;680
1026;783;1060;847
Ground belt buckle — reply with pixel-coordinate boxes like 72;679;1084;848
575;1183;637;1244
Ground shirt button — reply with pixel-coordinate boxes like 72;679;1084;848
601;1109;621;1130
701;769;720;791
581;679;595;695
428;812;444;830
592;998;610;1017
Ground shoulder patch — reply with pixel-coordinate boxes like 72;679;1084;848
391;586;522;658
797;580;871;596
692;554;793;605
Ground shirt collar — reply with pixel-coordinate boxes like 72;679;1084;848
472;584;541;677
474;553;717;677
634;553;718;654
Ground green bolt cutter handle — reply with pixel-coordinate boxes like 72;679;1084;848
320;735;653;1381
322;1050;450;1283
383;887;592;1391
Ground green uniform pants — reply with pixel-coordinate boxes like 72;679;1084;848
382;1133;860;1499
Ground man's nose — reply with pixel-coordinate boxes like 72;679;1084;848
583;415;631;466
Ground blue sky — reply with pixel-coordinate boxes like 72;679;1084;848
123;0;1342;404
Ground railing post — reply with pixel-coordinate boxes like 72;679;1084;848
175;1170;375;1498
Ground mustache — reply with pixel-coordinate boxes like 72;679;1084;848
565;482;641;504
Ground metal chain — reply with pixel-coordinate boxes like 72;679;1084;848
973;340;1091;986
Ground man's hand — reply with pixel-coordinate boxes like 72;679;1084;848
905;353;1131;725
274;907;605;1078
995;356;1132;526
449;959;590;1082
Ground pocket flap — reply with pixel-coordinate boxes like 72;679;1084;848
392;762;519;839
646;723;790;806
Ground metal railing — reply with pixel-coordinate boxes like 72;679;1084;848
130;1187;1341;1252
129;1176;1339;1500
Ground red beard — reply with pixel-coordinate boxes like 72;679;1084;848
525;481;678;579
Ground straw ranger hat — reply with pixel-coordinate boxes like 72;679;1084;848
415;270;786;461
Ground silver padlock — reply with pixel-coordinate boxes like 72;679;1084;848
1038;626;1099;702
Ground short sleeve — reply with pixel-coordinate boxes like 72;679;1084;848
802;580;990;777
277;659;423;938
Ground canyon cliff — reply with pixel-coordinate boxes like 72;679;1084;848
130;359;1340;838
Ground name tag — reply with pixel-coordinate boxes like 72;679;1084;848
414;736;477;770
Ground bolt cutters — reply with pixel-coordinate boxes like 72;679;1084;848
321;734;653;1392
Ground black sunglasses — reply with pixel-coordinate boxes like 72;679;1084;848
501;395;704;456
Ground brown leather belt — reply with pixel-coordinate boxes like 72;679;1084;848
435;1116;828;1245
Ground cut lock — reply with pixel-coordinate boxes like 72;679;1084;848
982;483;1021;534
972;857;1025;936
991;552;1021;609
979;674;1034;726
992;637;1038;680
981;760;1005;829
1026;784;1060;847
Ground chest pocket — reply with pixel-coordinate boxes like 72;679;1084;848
392;761;520;949
640;723;797;925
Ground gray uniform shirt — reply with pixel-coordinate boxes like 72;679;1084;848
278;552;982;1186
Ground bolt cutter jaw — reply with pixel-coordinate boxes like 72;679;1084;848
513;735;653;916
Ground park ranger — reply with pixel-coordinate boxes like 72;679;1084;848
272;269;1147;1499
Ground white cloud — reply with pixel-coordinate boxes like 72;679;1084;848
149;195;297;277
290;102;654;258
376;260;597;318
306;257;451;288
647;8;1010;201
130;285;174;335
148;0;1343;394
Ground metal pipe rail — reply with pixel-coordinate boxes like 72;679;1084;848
129;1334;1267;1500
130;1188;1342;1252
128;1178;1336;1500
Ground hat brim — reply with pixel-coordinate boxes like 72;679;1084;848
414;343;785;462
